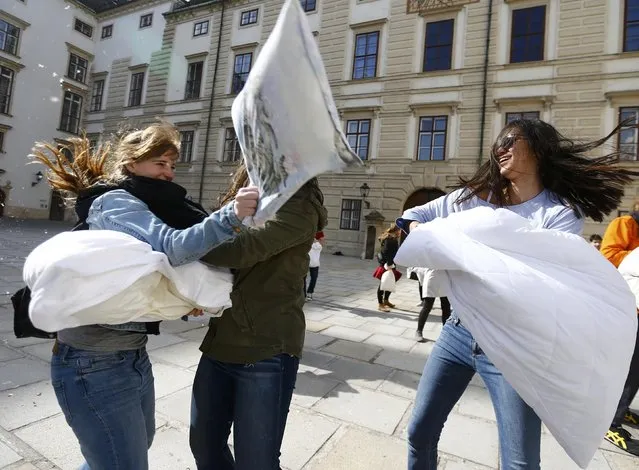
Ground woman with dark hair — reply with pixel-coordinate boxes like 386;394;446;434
374;224;401;312
398;119;639;469
190;163;327;470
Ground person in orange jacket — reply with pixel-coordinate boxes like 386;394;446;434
601;201;639;268
600;201;639;455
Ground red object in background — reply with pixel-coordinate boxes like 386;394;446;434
373;266;402;281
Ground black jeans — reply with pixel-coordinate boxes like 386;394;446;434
612;323;639;427
377;287;391;304
417;297;451;331
303;267;319;295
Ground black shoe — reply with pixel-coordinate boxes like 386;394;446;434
624;410;639;428
605;427;639;456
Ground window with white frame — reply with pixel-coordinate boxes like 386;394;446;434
340;199;362;230
346;119;371;160
193;20;209;36
510;6;546;63
74;18;93;38
301;0;316;12
619;107;639;161
423;19;454;72
90;78;104;112
417;115;447;161
223;127;242;162
59;91;83;134
624;0;639;52
67;53;88;83
101;24;113;39
185;61;203;100
352;31;379;79
179;131;194;163
240;9;259;26
128;71;145;107
0;66;14;115
231;53;252;94
139;13;153;29
0;19;20;55
505;111;540;124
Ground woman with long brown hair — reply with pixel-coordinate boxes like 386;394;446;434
374;224;402;312
190;163;327;470
399;119;639;469
33;122;258;470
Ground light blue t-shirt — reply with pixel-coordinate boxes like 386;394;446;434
397;188;584;235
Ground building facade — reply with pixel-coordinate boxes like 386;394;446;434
1;0;638;258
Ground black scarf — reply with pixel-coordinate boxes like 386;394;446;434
75;175;208;229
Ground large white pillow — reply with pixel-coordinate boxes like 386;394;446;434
232;0;363;226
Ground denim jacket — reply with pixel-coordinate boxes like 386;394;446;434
86;189;245;333
87;189;244;266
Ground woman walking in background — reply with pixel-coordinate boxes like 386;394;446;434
414;268;450;342
305;236;322;301
374;224;401;312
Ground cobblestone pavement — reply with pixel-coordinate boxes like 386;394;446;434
0;219;638;469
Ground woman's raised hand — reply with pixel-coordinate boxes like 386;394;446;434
233;186;259;219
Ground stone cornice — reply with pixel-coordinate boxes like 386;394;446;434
406;0;479;15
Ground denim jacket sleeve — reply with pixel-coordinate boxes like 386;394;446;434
86;189;244;267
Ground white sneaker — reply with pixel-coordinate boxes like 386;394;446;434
306;294;313;301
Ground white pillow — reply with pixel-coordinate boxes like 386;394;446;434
232;0;363;226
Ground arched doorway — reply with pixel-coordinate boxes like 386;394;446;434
401;187;446;241
402;187;446;212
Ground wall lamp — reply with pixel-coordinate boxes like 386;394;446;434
359;182;370;209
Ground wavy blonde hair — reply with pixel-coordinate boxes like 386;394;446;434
31;121;181;200
379;223;400;242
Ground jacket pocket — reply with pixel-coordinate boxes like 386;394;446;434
229;290;254;333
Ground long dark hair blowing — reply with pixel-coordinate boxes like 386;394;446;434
457;119;639;222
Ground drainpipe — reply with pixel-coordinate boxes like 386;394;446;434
477;0;493;168
198;0;226;203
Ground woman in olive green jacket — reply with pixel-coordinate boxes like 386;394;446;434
190;163;328;470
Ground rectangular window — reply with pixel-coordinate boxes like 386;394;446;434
90;79;104;112
625;0;639;52
193;20;209;36
505;111;540;124
88;137;98;151
59;91;83;134
179;131;194;163
240;9;259;26
301;0;317;12
340;199;362;231
0;66;14;115
423;19;454;72
67;53;88;83
0;19;20;55
74;18;93;38
223;128;242;162
417;116;448;161
232;53;252;94
346;119;371;160
128;72;145;107
101;24;113;39
352;31;379;80
140;13;153;29
510;6;546;63
0;131;4;152
619;107;639;161
185;61;203;100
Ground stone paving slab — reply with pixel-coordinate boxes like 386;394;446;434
0;358;50;392
305;427;407;470
0;441;21;468
321;339;382;362
0;381;61;431
280;409;341;470
150;341;203;369
313;384;411;435
438;413;499;468
315;356;393;390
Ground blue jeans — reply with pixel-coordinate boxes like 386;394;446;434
408;317;541;470
51;342;155;470
190;353;299;470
